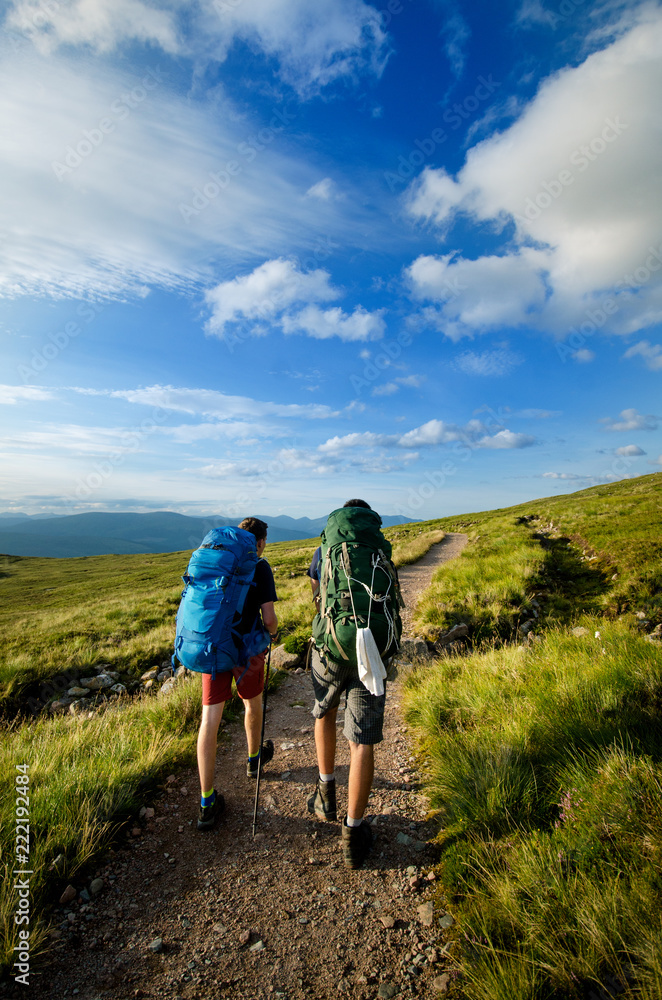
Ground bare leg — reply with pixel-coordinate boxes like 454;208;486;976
197;702;225;794
314;707;338;775
347;741;374;820
243;691;263;758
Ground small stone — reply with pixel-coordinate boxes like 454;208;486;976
239;929;251;946
433;973;451;992
379;915;395;929
377;984;399;998
212;923;227;934
67;687;91;698
143;807;155;820
158;678;177;696
439;912;454;929
59;884;76;905
148;937;163;953
110;683;127;695
80;674;114;690
157;668;173;682
90;878;104;896
143;680;155;691
249;939;265;953
141;668;159;682
131;827;141;837
280;742;295;750
396;832;414;846
417;902;434;926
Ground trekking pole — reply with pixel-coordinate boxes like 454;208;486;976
252;638;273;838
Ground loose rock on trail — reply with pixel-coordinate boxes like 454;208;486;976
26;534;468;1000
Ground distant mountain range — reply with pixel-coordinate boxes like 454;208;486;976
0;511;419;558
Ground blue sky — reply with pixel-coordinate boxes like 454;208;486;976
1;0;661;520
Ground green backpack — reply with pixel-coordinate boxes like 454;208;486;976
312;506;403;668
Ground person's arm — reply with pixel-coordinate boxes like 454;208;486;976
261;601;278;638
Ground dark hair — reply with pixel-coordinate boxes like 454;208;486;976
343;499;371;509
238;517;268;541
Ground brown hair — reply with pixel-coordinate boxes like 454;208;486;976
238;517;268;541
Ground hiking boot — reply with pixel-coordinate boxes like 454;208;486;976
341;817;373;869
307;777;337;822
247;739;274;779
197;791;225;831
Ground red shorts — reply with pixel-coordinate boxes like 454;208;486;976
201;651;267;706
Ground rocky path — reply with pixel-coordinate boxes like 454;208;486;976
27;534;468;1000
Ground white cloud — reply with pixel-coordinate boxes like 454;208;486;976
372;382;399;397
453;348;523;377
601;408;658;432
623;340;662;370
573;348;596;362
205;259;339;334
615;444;645;456
0;385;54;404
0;50;371;299
104;384;338;421
6;0;389;94
405;9;662;339
475;429;536;449
542;472;585;480
7;0;179;55
306;178;342;201
204;258;385;342
407;251;548;340
318;417;537;452
281;304;386;342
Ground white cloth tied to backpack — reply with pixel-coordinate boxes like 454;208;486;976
356;627;387;696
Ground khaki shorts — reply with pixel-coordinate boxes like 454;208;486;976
310;647;385;745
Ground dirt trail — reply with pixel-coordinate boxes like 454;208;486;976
28;534;468;1000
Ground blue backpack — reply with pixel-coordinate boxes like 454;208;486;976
172;526;269;678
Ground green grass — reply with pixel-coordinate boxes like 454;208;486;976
400;472;662;998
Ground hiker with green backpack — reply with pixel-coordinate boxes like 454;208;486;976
307;500;404;868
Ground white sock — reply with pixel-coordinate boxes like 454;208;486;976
320;772;335;783
346;815;362;827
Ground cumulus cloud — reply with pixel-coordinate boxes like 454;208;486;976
475;429;536;449
615;444;645;456
318;417;536;452
623;340;662;370
573;348;596;362
371;375;425;397
205;259;385;342
407;251;548;340
600;408;658;432
405;9;662;340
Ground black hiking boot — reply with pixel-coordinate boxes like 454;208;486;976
341;816;373;869
307;777;337;821
247;739;275;779
197;791;225;831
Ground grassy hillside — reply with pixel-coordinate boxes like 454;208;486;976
402;473;662;999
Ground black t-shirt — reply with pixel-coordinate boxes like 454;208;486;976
234;559;278;635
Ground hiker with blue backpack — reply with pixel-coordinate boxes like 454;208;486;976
172;517;278;831
306;500;403;868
